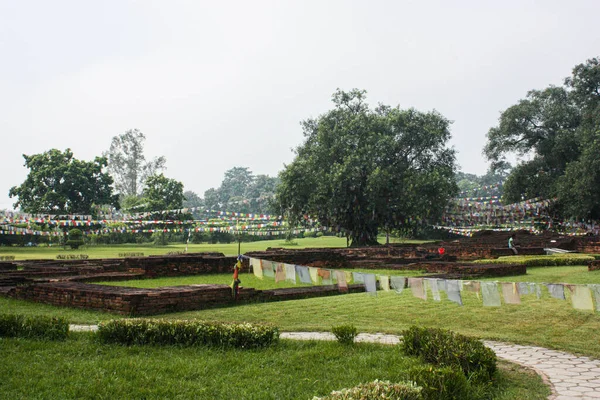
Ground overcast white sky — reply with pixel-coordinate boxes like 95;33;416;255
1;0;599;210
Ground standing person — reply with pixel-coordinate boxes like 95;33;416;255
508;233;518;255
231;256;242;299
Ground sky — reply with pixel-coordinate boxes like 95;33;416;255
1;0;599;211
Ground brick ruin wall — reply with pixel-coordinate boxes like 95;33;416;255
7;281;366;316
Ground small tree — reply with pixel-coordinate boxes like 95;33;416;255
66;228;84;249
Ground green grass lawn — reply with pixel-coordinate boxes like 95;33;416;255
95;269;433;290
0;334;548;400
3;280;600;358
0;236;435;260
479;266;600;284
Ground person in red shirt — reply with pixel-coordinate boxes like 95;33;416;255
438;246;446;257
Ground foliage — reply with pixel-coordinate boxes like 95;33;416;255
66;228;84;249
456;168;509;197
401;326;497;384
405;365;472;400
485;57;600;219
203;167;279;214
96;319;279;348
313;380;423;400
473;254;594;266
332;324;358;345
0;313;68;340
275;89;458;246
104;129;166;197
142;173;185;213
9;148;118;214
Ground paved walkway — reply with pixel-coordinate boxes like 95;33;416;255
71;326;600;399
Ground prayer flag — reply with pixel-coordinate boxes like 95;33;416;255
390;276;406;294
481;282;501;307
408;278;426;300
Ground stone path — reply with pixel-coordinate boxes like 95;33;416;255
71;325;600;399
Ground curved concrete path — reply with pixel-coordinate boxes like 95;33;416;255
71;326;600;399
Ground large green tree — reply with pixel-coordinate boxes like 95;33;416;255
9;149;117;214
275;89;458;246
485;57;600;219
104;129;166;197
142;174;185;213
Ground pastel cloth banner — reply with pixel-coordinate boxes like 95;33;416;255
501;282;521;305
379;275;390;291
546;284;565;300
296;265;312;284
352;272;364;284
336;270;348;292
275;263;286;283
390;276;406;294
345;271;353;285
426;279;441;302
318;269;333;285
251;258;263;279
262;260;275;278
363;273;377;295
589;284;600;312
308;267;320;284
481;282;501;307
284;263;296;284
463;280;480;299
446;280;463;306
566;285;594;311
408;278;426;300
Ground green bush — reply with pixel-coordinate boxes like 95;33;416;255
332;324;358;345
96;319;279;349
473;254;594;266
406;365;471;400
304;231;316;238
0;314;69;340
316;231;324;237
401;326;496;385
66;228;84;249
313;380;423;400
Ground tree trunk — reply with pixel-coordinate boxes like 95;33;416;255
350;229;379;247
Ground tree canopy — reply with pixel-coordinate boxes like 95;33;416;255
142;173;185;214
203;167;279;214
484;57;600;219
9;148;117;215
275;89;458;246
104;129;166;197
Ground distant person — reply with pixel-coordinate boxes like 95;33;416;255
438;246;446;257
508;234;518;255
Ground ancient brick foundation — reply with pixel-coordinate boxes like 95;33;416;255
6;281;364;316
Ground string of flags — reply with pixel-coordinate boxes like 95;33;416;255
0;226;328;237
246;257;600;312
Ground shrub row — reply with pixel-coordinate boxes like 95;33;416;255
474;254;594;266
313;380;423;400
401;326;497;385
96;319;279;348
0;314;69;340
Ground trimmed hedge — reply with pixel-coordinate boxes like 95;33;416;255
0;314;69;340
312;380;423;400
473;254;594;267
401;326;496;385
96;319;279;348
